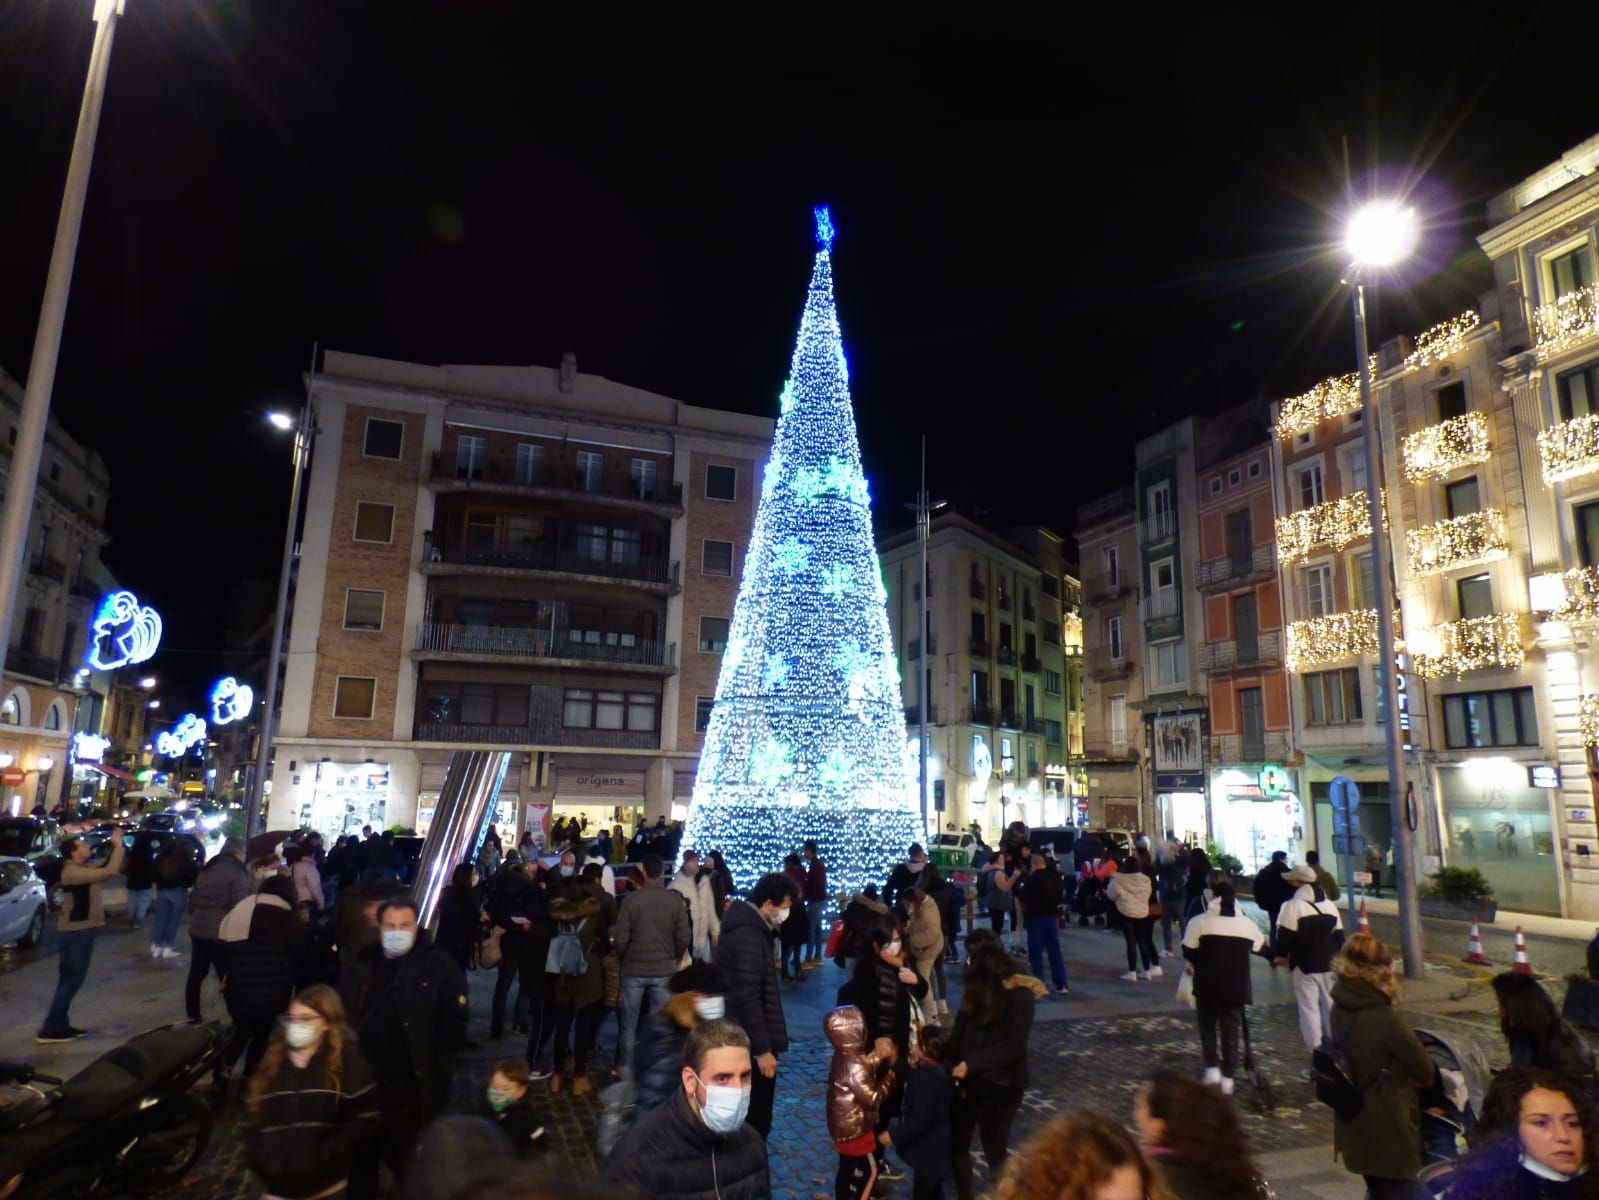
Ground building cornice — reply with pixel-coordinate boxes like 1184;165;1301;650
1479;174;1599;259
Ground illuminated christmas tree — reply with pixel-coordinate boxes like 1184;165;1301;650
682;207;920;893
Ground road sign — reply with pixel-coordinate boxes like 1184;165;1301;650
1076;798;1090;812
1329;775;1361;837
1332;834;1367;856
933;780;946;812
1353;871;1373;885
0;767;23;788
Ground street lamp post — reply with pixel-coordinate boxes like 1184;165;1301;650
904;437;945;838
0;0;122;685
1346;198;1426;979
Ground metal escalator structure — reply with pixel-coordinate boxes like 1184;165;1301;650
412;750;511;929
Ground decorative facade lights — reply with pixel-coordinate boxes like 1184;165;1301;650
1582;695;1599;748
1401;411;1490;482
156;713;208;758
1534;283;1599;359
1549;566;1599;624
85;590;163;671
1401;311;1480;373
1405;509;1510;576
1409;613;1524;680
1538;413;1599;484
209;676;254;726
1284;609;1384;673
1275;492;1377;563
1273;363;1373;441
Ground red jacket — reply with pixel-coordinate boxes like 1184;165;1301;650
803;857;828;902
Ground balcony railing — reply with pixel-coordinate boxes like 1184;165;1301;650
1276;492;1375;563
429;535;679;587
968;703;994;726
1402;411;1491;482
970;637;991;657
1194;544;1275;591
999;710;1021;729
996;645;1016;666
1020;653;1041;673
1081;573;1128;604
1551;566;1599;624
1411;613;1524;680
1140;513;1176;544
6;645;59;682
1197;629;1283;671
1213;731;1290;766
904;704;939;725
906;637;937;659
414;623;675;668
414;719;659;750
29;557;66;584
969;578;986;600
1405;509;1510;576
1023;716;1045;735
1083;737;1135;760
1085;648;1134;679
1534;282;1599;360
1284;609;1383;673
430;453;683;507
1539;414;1599;485
1141;592;1180;621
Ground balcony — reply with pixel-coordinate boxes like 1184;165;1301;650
1083;737;1136;762
904;704;939;726
1213;731;1291;766
1140;513;1176;545
1551;566;1599;624
999;709;1021;729
1284;609;1383;673
425;533;680;594
1197;629;1283;671
1276;492;1375;564
968;703;995;726
1538;414;1599;485
414;623;676;673
1411;613;1524;680
996;645;1016;667
1062;613;1083;655
1022;603;1036;621
969;637;991;657
429;454;684;514
1081;572;1128;605
969;578;986;600
1023;716;1045;735
29;557;66;584
1085;648;1134;680
1534;282;1599;361
1401;411;1491;482
6;645;59;682
1194;543;1275;592
997;592;1012;611
414;719;659;750
1021;653;1041;673
906;636;937;659
1141;591;1180;623
1405;509;1510;576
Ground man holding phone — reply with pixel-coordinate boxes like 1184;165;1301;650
37;828;126;1042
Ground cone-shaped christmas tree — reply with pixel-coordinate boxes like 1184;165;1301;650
682;208;920;893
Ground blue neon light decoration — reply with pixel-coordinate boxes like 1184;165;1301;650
209;676;254;726
86;590;162;671
813;204;835;250
156;713;207;758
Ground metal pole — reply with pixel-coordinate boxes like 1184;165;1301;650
917;437;930;837
0;1;120;684
1353;281;1424;978
245;361;315;835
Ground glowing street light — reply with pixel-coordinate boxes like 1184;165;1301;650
266;412;295;431
1346;200;1420;268
139;676;157;689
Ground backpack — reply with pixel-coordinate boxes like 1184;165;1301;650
156;840;199;888
546;919;590;977
1312;1013;1376;1121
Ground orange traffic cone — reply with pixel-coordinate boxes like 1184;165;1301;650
1357;899;1371;935
1464;921;1490;965
1512;926;1533;976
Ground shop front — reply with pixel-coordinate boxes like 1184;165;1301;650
1435;758;1560;915
1210;767;1304;875
300;760;392;837
417;759;524;838
1307;772;1392;889
1155;790;1208;847
1043;765;1071;828
551;759;646;842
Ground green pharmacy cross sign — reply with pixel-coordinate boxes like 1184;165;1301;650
1258;763;1289;797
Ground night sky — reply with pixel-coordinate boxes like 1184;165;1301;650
1;2;1595;711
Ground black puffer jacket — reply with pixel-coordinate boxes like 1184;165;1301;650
634;992;701;1115
715;900;786;1056
948;973;1045;1097
839;951;929;1058
602;1085;769;1200
243;1040;379;1198
222;901;310;1022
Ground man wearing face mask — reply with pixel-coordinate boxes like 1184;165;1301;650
883;843;929;912
633;961;730;1114
603;1019;770;1200
338;897;469;1200
715;871;799;1138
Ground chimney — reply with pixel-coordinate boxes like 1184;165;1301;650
559;351;577;394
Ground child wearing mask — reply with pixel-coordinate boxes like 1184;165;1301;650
883;1024;956;1200
484;1057;545;1157
826;1005;897;1200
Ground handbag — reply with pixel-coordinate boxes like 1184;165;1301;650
1146;898;1163;918
1174;968;1194;1008
479;925;505;970
825;919;848;960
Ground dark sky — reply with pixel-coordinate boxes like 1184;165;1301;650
1;1;1595;711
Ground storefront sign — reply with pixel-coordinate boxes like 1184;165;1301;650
1152;712;1203;790
1529;764;1561;789
553;764;645;801
1259;763;1288;797
1394;652;1412;752
70;732;110;763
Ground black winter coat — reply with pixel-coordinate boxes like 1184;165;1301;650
222;903;310;1022
435;884;480;971
715;900;787;1056
887;1062;954;1181
634;993;700;1115
839;952;929;1058
337;931;468;1101
948;974;1044;1097
603;1085;769;1200
243;1041;379;1198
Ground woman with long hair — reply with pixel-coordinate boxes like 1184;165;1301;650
904;884;947;1013
948;929;1045;1200
1492;973;1598;1095
704;849;735;913
1135;1071;1263;1199
1435;1066;1597;1199
243;984;379;1200
1182;847;1211;924
1327;934;1437;1198
1179;881;1262;1095
993;1110;1165;1200
434;860;482;972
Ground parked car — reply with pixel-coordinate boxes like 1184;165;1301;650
0;816;64;906
0;855;48;948
930;831;983;871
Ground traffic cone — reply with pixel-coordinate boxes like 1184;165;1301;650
1512;926;1534;976
1463;921;1490;965
1357;899;1371;935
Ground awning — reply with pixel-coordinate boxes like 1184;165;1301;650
90;763;139;781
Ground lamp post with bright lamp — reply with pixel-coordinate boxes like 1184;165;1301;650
1346;198;1426;979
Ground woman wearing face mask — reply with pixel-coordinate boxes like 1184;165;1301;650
243;984;379;1200
545;875;611;1095
1433;1067;1596;1199
434;861;483;973
632;961;732;1114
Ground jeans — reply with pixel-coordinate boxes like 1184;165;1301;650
186;935;226;1021
42;928;96;1034
618;974;671;1079
781;939;804;978
1121;915;1156;972
952;1085;1022;1200
152;887;187;950
1196;997;1242;1077
806;899;828;960
126;887;155;927
1158;895;1177;951
1025;914;1066;989
1291;968;1334;1051
552;1002;598;1075
491;951;535;1036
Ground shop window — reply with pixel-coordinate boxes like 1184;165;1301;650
1456;574;1493;620
352;502;395;544
333;676;376;720
694;696;714;733
705;465;736;501
702;539;734;577
1442;687;1538;749
699;617;730;653
364;418;404;459
1303;668;1362;726
344;588;385;631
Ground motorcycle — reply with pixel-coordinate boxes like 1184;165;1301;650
0;1020;226;1198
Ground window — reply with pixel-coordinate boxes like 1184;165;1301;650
1303;668;1362;725
1229;468;1241;486
1239;687;1264;760
971;670;990;710
1210;478;1223;495
1108;695;1128;746
574;523;608;561
702;539;734;576
609;528;642;565
42;702;61;731
699;616;730;653
1153;640;1186;688
1341;444;1369;495
1434;382;1468;422
562;689;593;727
1446;476;1481;517
344;588;386;631
695;696;714;733
971;611;986;642
49;462;59;482
630;458;658;500
352;502;395;544
455;435;486;480
562;688;658;732
1227;509;1252;573
1103;545;1120;588
1558;362;1599;421
1296;463;1325;510
364;418;404;459
0;693;16;725
1442;687;1539;749
705;464;736;501
1146;481;1173;538
1151;558;1175;599
333;676;377;720
514;443;546;485
1551;246;1594;299
1457;574;1494;620
999;623;1013;650
1044;669;1062;695
1351;552;1376;610
1106;616;1124;660
1302;563;1334;618
1248;461;1262;478
1026;742;1039;777
1577;499;1599;568
576;451;604;491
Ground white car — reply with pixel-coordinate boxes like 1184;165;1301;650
0;856;47;949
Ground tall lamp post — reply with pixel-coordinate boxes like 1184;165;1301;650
1346;198;1426;979
245;393;315;836
904;437;945;837
0;0;122;684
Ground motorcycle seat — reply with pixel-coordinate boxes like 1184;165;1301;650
55;1024;218;1123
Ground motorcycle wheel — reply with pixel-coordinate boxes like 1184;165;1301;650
122;1092;214;1195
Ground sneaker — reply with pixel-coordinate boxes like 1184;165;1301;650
1202;1066;1222;1085
528;1066;553;1081
158;947;182;959
36;1027;85;1044
878;1165;907;1182
1145;965;1163;979
1159;948;1174;958
1119;971;1138;981
1220;1076;1235;1096
1056;986;1070;996
149;945;161;958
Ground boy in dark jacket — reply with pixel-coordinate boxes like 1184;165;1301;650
484;1057;545;1157
634;961;730;1114
885;1024;956;1200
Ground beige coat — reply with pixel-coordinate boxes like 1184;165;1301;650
57;836;125;934
1106;869;1152;919
906;895;945;967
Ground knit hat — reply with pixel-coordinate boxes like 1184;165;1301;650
1287;864;1316;885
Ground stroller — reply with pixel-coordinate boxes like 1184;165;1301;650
1413;1025;1493;1193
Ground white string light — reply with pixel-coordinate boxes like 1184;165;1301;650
1401;411;1490;482
1410;614;1524;680
1539;413;1599;484
1405;509;1510;576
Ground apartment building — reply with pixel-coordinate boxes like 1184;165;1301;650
1077;486;1144;830
879;513;1074;839
265;351;772;838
